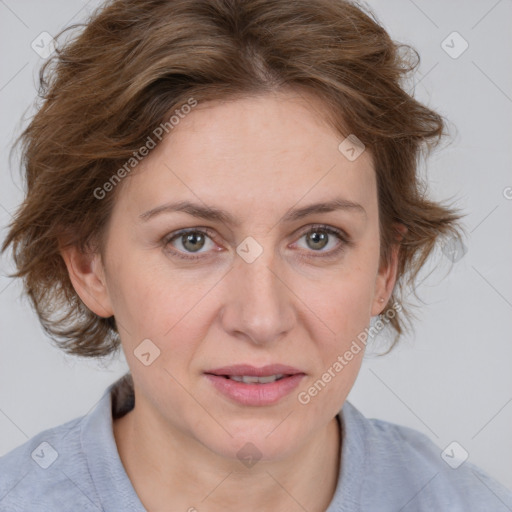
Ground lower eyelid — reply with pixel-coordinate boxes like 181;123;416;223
293;239;346;258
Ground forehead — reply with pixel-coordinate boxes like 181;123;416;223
119;91;376;220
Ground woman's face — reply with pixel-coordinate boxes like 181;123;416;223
84;91;396;461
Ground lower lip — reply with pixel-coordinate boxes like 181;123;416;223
204;374;305;406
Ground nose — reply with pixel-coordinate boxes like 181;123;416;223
219;244;296;346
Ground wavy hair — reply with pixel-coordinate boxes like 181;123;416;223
2;0;466;356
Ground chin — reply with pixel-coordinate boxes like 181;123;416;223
198;419;305;464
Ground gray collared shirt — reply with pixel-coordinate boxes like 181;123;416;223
1;373;511;511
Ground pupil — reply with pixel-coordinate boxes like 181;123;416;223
183;232;204;252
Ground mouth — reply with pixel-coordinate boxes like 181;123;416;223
216;374;288;384
204;363;304;380
204;364;305;406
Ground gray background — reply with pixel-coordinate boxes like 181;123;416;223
1;0;511;490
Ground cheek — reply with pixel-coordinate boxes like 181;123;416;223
296;329;365;421
294;259;378;344
104;234;177;320
105;247;223;363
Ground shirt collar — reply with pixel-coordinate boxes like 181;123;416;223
80;374;146;512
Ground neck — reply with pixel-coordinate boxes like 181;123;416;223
113;398;341;512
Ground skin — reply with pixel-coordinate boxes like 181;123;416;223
61;90;400;512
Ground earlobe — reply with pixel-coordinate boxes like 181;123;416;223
59;244;114;318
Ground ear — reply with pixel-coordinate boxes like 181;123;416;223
370;223;407;316
59;244;114;318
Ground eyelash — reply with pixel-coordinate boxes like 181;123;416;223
162;224;352;262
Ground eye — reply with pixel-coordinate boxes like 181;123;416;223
163;228;218;260
162;224;351;262
293;224;350;258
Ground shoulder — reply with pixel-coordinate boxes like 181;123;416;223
340;402;512;511
0;415;101;512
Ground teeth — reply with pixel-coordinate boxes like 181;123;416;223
228;374;285;384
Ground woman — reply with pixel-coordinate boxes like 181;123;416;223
1;0;511;510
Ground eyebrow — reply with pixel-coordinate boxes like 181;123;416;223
139;197;366;225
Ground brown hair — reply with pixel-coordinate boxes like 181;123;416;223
2;0;466;357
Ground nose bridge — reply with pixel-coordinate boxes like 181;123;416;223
221;239;295;344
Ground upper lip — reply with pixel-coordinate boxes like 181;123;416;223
205;364;304;377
